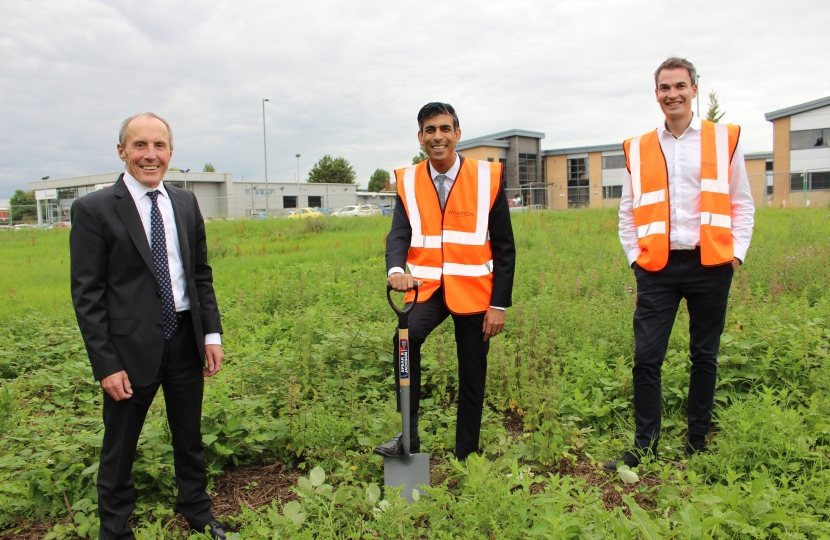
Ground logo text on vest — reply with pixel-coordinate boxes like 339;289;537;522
448;210;475;217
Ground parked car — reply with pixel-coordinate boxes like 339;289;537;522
380;204;392;216
49;221;72;229
13;224;38;231
359;205;383;216
330;205;360;217
287;207;324;219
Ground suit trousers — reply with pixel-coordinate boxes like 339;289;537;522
631;248;734;452
97;312;213;540
392;288;490;460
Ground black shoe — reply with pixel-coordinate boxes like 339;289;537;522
602;450;642;472
201;520;228;539
373;433;420;457
685;436;707;456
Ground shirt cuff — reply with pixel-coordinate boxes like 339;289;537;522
388;267;405;276
733;244;749;264
626;248;641;267
489;306;505;311
204;333;222;346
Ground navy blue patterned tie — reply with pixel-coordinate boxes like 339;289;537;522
147;190;178;340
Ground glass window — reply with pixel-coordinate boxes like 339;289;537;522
790;128;830;150
499;159;507;189
790;173;804;191
57;188;77;200
602;155;626;169
810;172;830;190
603;185;622;199
283;196;297;209
765;161;773;172
567;158;588;185
308;196;322;207
518;153;537;185
791;171;830;191
766;184;774;196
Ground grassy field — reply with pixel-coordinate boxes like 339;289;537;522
0;209;829;539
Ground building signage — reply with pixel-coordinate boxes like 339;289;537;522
35;189;57;200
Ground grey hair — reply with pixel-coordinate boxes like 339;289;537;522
654;57;697;88
118;112;173;148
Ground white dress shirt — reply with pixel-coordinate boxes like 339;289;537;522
389;154;504;310
618;115;755;267
123;172;221;345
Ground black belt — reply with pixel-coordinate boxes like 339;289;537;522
176;310;191;322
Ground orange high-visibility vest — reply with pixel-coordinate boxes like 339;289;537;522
623;120;740;270
393;158;502;314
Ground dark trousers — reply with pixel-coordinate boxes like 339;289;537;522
392;288;490;460
97;312;213;540
632;248;734;452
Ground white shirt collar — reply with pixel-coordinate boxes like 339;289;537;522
658;113;701;138
123;171;169;200
428;153;462;181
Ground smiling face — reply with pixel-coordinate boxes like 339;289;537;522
655;67;697;123
418;114;461;170
117;116;173;188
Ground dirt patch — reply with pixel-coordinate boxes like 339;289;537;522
167;461;302;532
0;519;55;540
2;462;302;539
502;411;525;439
552;456;661;512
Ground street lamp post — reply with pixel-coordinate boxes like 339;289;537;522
262;98;270;216
696;74;701;119
296;154;301;184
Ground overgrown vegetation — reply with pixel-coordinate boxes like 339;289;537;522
0;209;828;538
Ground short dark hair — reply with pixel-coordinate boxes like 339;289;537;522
654;57;697;88
417;102;459;131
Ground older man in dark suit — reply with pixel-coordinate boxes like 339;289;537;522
70;112;227;539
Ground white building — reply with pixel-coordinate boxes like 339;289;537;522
28;171;365;223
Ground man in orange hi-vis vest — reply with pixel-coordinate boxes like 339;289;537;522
604;58;755;472
374;102;516;461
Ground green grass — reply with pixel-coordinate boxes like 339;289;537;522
1;209;829;539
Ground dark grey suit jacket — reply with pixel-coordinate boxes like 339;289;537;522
70;174;222;386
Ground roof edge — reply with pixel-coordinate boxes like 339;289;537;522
764;96;830;121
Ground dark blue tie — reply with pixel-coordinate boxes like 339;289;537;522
147;190;178;340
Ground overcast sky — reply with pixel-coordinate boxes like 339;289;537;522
1;0;828;196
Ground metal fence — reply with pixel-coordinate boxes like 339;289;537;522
505;187;550;210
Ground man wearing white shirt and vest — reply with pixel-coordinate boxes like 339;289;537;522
604;58;754;471
70;113;228;538
375;103;516;460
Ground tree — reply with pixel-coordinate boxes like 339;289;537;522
368;168;390;192
307;155;356;184
706;91;726;123
203;163;215;172
412;149;428;165
9;190;36;222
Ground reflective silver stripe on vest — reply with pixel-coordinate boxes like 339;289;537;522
701;123;730;191
632;189;666;209
442;161;492;246
408;263;442;280
637;221;667;238
443;260;494;277
629;136;643;200
402;165;443;248
700;212;731;229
